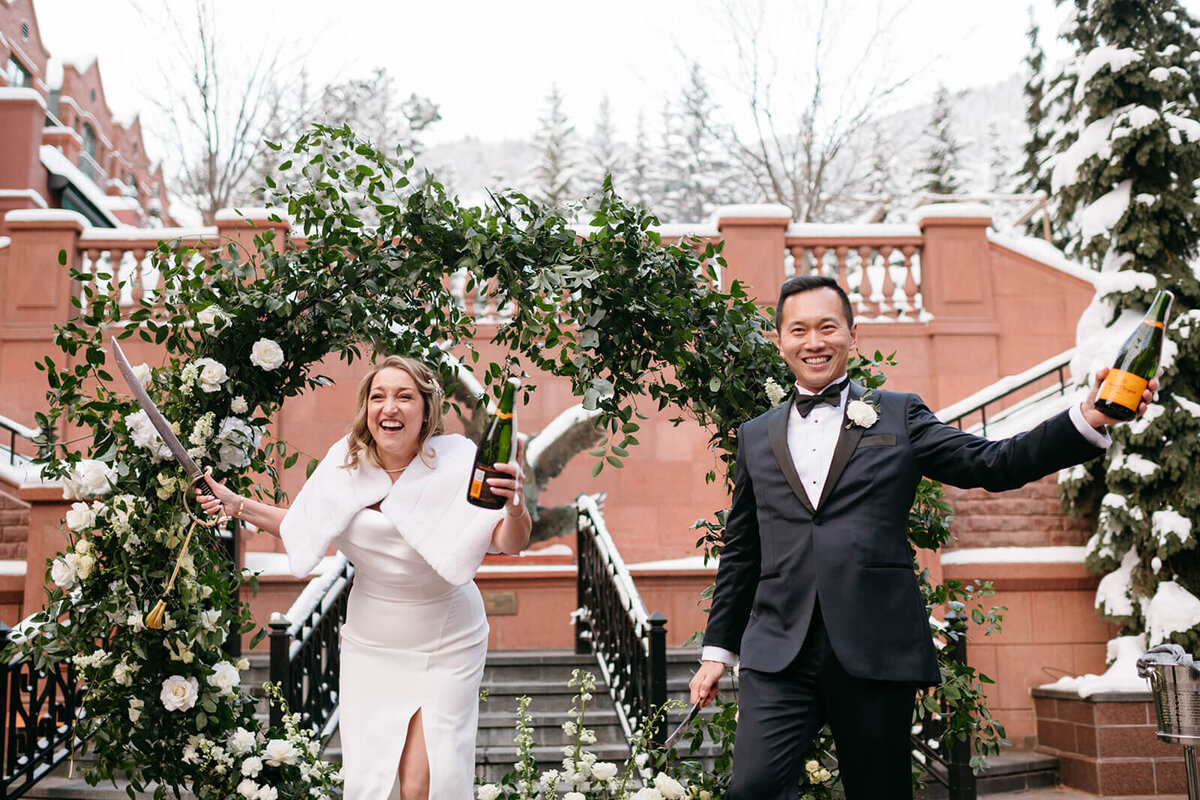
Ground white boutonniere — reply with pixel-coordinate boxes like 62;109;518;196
846;397;880;429
764;377;787;406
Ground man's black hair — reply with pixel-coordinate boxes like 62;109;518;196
775;275;855;331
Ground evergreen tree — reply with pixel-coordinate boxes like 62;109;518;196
915;85;965;196
986;122;1011;194
1019;6;1053;210
530;84;578;207
584;94;624;199
626;110;655;213
654;98;688;220
674;63;735;221
1055;0;1200;655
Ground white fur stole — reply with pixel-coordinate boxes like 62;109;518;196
278;433;505;585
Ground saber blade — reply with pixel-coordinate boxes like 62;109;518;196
663;700;703;750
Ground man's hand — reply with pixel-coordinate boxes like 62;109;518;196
1081;367;1159;428
689;660;726;708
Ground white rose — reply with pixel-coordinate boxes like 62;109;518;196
255;786;277;800
201;609;222;632
160;674;199;712
237;778;259;799
51;557;77;589
215;416;258;471
197;306;230;330
476;786;501;800
66;552;95;581
65;502;97;531
591;762;618;781
249;338;284;371
846;399;879;428
131;362;153;387
631;789;663;800
208;661;241;695
653;773;684;800
129;697;144;722
63;460;116;499
263;738;298;766
228;727;258;755
241;756;263;777
231;395;249;414
564;793;585;800
194;358;229;393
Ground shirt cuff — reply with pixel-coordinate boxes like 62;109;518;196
1070;402;1112;449
701;645;739;667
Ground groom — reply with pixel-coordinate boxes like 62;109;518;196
688;275;1155;799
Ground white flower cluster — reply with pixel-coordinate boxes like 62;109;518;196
764;376;787;406
198;305;230;330
805;759;833;785
52;537;96;589
216;416;259;471
62;459;116;500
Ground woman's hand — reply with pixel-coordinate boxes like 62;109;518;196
486;438;527;514
194;470;242;519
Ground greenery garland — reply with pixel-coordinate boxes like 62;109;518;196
10;124;1004;798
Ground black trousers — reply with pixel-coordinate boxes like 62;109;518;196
729;608;918;800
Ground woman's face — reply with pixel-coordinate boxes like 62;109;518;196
366;367;425;467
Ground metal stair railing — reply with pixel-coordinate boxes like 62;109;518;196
574;494;668;746
0;415;42;467
937;348;1074;435
268;555;354;740
0;618;86;800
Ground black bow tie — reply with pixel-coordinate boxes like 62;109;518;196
793;379;848;417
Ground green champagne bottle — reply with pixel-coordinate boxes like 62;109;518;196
467;378;520;509
1095;289;1173;421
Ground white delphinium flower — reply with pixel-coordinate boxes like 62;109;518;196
127;611;145;631
65;502;97;531
112;659;136;687
194;358;229;393
241;756;264;777
263;739;299;766
765;376;787;406
179;363;200;397
72;649;108;670
190;412;216;447
62;460;116;499
128;697;144;722
201;609;222;632
160;675;200;711
228;727;258;756
231;395;249;414
215;416;258;470
197;305;230;330
250;339;285;371
208;661;241;695
181;744;200;764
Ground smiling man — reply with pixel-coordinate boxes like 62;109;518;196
688;275;1157;799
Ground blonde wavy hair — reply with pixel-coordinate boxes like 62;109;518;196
342;356;447;471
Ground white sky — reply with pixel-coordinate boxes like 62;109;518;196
28;0;1200;174
32;1;1073;145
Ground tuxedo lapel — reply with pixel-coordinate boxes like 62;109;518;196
817;382;868;510
767;398;816;514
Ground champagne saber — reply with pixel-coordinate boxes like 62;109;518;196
109;338;213;496
662;700;703;750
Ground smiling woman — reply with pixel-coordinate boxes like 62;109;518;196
197;355;531;799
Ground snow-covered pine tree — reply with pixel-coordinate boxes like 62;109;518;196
915;85;966;197
673;63;737;221
530;84;578;208
583;94;624;200
625;110;655;213
1054;0;1200;655
654;98;688;221
1019;6;1053;212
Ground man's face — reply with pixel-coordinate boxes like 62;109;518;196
776;287;857;393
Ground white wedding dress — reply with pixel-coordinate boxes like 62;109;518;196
335;508;489;799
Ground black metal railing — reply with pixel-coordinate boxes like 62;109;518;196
268;555;353;739
911;611;976;800
938;349;1073;436
574;494;669;745
0;416;41;467
0;623;86;800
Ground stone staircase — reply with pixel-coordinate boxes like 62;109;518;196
19;649;1059;798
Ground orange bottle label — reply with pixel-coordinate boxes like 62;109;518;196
1098;369;1149;409
469;468;486;498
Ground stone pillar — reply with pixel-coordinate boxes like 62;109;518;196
915;204;1000;410
17;484;70;616
715;204;793;311
0;210;87;428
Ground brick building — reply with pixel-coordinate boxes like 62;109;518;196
0;0;173;233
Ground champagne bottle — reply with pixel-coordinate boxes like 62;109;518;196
1095;289;1173;421
467;378;520;509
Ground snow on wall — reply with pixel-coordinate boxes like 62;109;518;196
1096;548;1137;617
1044;634;1149;697
1146;580;1200;645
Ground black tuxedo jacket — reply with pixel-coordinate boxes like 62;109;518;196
703;382;1104;685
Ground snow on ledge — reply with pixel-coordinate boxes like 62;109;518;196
79;225;216;242
0;561;26;577
4;208;91;226
1041;635;1151;698
785;222;922;239
0;87;46;106
987;231;1098;285
655;222;720;239
713;203;793;221
0;237;9;250
628;555;716;571
910;203;994;222
0;189;49;207
940;546;1088;565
